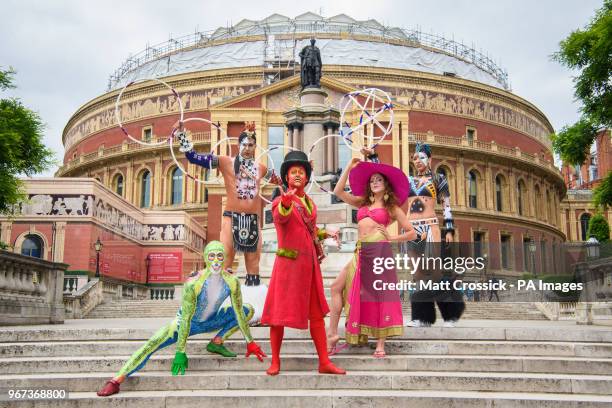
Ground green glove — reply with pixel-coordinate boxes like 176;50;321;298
171;351;188;376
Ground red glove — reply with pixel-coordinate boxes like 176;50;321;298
280;188;295;209
246;341;266;362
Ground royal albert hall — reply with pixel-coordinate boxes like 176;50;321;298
56;13;567;280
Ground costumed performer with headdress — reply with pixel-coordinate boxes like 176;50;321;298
406;143;465;327
176;122;281;324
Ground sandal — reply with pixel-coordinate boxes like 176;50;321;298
373;350;386;359
329;342;348;356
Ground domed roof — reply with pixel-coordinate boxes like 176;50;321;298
108;13;509;91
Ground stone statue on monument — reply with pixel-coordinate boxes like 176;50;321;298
299;38;322;89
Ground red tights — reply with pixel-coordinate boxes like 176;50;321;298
266;281;345;375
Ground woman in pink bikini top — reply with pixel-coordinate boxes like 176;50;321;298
356;206;392;227
326;157;419;358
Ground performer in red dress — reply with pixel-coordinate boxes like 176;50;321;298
261;150;346;376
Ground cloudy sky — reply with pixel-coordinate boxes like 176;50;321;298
0;0;602;176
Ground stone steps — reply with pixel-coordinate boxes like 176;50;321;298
87;300;547;320
5;389;612;407
2;321;612;407
3;370;612;395
3;354;612;376
3;339;610;358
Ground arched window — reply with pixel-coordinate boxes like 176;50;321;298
468;170;478;208
495;175;503;212
171;167;183;205
113;174;124;197
21;235;43;258
140;170;151;208
517;180;527;216
580;213;591;241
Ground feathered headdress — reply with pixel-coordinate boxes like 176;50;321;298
415;142;432;158
242;121;256;136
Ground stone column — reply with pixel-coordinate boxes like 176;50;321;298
456;155;465;208
560;209;568;238
325;126;334;173
126;160;134;206
569;208;578;242
485;161;493;210
527;176;535;218
153;154;163;207
299;88;328;176
52;222;66;263
293;126;301;151
392;123;400;167
103;166;111;189
1;222;12;245
508;169;517;214
287;125;294;149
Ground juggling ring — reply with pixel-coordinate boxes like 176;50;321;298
168;118;230;184
339;88;394;153
306;133;348;196
115;78;184;147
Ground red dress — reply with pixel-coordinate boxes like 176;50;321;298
261;194;330;329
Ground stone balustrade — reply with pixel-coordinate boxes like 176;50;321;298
58;131;560;177
576;256;612;325
0;250;67;325
63;278;104;319
58;131;211;175
150;287;176;300
101;277;149;302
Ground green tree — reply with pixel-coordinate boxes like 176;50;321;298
587;213;610;242
0;67;55;214
551;0;612;208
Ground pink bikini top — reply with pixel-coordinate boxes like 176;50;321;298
356;206;391;226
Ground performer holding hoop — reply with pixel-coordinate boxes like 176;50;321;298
406;143;465;327
327;154;420;358
176;122;281;323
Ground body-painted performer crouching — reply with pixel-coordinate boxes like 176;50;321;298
406;143;465;327
177;122;280;323
97;241;265;397
261;151;345;376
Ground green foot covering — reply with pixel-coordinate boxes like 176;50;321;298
206;342;237;357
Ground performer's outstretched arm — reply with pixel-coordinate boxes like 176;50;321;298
333;158;362;207
229;279;254;343
177;130;219;169
227;276;266;361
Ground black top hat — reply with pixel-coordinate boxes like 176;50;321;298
280;150;312;186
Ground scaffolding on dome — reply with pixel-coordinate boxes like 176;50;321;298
107;14;510;91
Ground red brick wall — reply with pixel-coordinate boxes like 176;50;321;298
228;95;262;108
409;111;552;160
